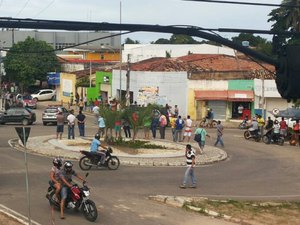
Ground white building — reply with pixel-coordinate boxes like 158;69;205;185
122;44;236;63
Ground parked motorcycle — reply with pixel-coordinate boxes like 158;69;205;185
199;117;217;128
262;129;284;145
46;173;98;222
79;147;120;171
244;129;261;142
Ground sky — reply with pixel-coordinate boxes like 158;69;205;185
0;0;283;43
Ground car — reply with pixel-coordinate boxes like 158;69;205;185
31;89;56;101
16;94;37;109
42;105;69;126
0;107;36;125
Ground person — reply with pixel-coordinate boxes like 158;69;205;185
268;120;280;144
151;113;159;139
75;92;80;110
265;116;274;130
78;99;84;112
114;118;122;139
159;114;167;139
175;115;185;142
98;114;106;138
169;115;177;142
293;119;300;145
143;114;151;139
92;105;100;124
49;157;63;203
174;105;179;117
238;104;244;118
257;114;265;135
122;119;131;138
249;117;259;136
76;110;86;137
69;92;74;106
67;109;76;139
279;117;288;137
89;98;94;112
83;95;88;111
56;108;65;140
90;133;107;165
182;115;193;142
59;161;85;219
180;144;196;189
206;108;214;126
194;124;210;154
214;120;224;147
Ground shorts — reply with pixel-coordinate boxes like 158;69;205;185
115;125;121;132
144;126;150;132
56;125;64;133
184;130;192;137
61;186;69;200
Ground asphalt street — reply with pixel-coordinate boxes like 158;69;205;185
1;102;300;225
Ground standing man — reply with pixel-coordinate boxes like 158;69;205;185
194;124;210;154
257;114;265;135
56;108;65;140
180;144;196;189
98;114;106;138
92;104;100;124
78;99;84;112
67;109;76;139
279;117;288;138
76;110;86;137
151;113;159;139
238;104;244;118
159;114;167;139
182;115;193;142
170;115;177;142
174;105;179;117
175;115;185;142
214;120;225;147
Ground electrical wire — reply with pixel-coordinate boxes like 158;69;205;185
33;0;55;18
183;0;300;8
15;0;31;17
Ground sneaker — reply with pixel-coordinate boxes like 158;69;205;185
179;185;186;189
189;185;197;189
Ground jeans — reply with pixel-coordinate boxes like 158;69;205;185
159;126;165;139
78;123;85;136
151;125;157;138
175;129;182;142
68;125;75;139
214;135;224;147
123;126;131;138
182;166;196;186
171;128;176;141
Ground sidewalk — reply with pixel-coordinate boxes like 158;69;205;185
13;135;228;167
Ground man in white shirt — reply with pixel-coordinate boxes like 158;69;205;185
182;115;193;142
92;105;100;124
67;109;76;139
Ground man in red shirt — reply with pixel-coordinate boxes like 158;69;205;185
279;117;287;137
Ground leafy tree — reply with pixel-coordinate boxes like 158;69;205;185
4;37;59;91
231;33;273;56
124;38;140;44
153;38;170;44
169;34;199;44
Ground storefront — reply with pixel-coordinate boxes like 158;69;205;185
228;90;254;119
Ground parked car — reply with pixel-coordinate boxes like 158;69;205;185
15;94;37;109
0;107;36;125
42;105;69;126
31;89;55;101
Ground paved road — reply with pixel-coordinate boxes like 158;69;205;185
1;102;300;225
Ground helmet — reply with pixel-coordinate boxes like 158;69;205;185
53;157;62;169
64;161;73;172
95;133;100;140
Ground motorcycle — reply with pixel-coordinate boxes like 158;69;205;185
79;147;120;171
244;129;261;142
46;173;98;222
262;129;284;145
238;120;249;129
199;117;217;128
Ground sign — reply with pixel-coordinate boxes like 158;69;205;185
15;127;31;146
272;108;279;115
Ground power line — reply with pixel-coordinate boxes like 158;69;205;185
34;0;55;18
183;0;300;8
15;0;31;17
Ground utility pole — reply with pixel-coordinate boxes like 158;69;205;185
0;41;6;110
125;54;130;107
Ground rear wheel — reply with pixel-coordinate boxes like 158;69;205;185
278;138;284;146
82;200;98;222
43;122;47;126
211;120;217;128
79;156;92;171
262;135;269;144
107;156;120;170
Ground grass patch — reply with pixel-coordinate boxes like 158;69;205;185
113;139;167;149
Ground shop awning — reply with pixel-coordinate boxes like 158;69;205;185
227;90;254;102
194;90;228;100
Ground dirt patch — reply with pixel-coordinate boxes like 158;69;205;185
186;199;300;225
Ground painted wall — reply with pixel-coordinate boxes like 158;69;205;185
112;70;188;116
60;73;76;104
87;71;112;103
228;80;253;90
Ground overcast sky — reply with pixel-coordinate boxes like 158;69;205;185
0;0;283;43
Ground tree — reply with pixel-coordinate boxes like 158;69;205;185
169;34;199;44
124;38;140;44
153;38;170;44
4;37;59;91
231;33;273;56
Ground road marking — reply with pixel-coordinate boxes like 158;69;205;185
0;204;41;225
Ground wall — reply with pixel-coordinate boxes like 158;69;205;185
87;71;112;102
112;70;188;116
60;73;76;104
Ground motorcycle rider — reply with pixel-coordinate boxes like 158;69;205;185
49;157;63;203
90;133;107;166
268;120;281;144
60;161;85;219
249;117;259;136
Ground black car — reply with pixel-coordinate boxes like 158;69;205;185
0;108;36;125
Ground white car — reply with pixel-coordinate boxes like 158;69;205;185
31;89;55;101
